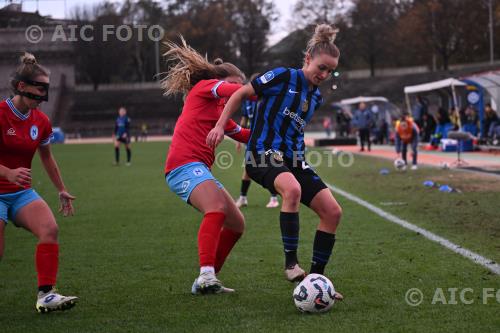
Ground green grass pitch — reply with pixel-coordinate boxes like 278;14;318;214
1;141;499;332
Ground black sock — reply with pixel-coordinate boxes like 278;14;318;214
240;180;251;196
280;212;299;268
270;188;278;197
115;147;119;163
38;285;53;293
310;230;336;275
126;148;131;162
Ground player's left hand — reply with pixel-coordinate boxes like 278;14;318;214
206;125;224;148
58;191;76;217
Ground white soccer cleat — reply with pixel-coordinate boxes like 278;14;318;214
266;197;279;208
285;264;306;282
36;289;78;313
191;272;235;295
411;165;418;170
235;196;248;208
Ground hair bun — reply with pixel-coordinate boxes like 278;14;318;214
21;52;37;65
213;58;224;65
313;24;339;44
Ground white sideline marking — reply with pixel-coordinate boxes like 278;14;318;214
326;183;500;275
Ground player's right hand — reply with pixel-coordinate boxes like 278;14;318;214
206;125;224;148
235;142;242;153
7;167;31;187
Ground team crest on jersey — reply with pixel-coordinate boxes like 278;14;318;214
30;125;39;140
193;168;204;177
302;99;309;112
260;71;275;84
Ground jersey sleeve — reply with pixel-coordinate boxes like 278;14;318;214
251;67;290;96
196;80;243;100
224;119;250;143
39;113;53;146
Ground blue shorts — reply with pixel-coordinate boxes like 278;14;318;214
166;162;223;203
0;189;41;224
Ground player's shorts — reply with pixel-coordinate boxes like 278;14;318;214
245;150;327;207
116;135;130;144
0;188;42;224
166;162;223;203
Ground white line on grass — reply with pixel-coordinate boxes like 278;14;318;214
326;183;500;275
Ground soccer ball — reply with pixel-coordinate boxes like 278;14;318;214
393;158;406;171
293;274;336;313
440;162;450;170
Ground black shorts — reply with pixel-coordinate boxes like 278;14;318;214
245;150;327;207
117;136;130;144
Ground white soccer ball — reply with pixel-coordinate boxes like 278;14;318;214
393;158;406;171
293;274;336;313
440;162;450;170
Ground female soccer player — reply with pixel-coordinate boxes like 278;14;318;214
162;38;250;294
0;52;77;313
207;25;343;299
113;106;132;166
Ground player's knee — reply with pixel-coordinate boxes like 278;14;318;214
320;201;342;225
282;184;301;207
39;223;59;243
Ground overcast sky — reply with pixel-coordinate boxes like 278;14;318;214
3;0;296;45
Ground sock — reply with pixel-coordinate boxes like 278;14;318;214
36;243;59;291
126;148;131;162
200;266;215;275
214;228;242;273
240;180;251;196
310;231;336;275
198;212;225;268
114;147;119;163
270;188;278;197
280;212;299;268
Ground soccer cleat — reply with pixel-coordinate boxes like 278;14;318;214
265;197;279;208
285;264;306;282
235;196;248;208
411;165;418;170
126;162;131;166
334;291;344;301
191;272;235;295
35;289;78;313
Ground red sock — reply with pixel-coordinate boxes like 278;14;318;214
198;212;225;267
215;228;242;274
35;243;59;287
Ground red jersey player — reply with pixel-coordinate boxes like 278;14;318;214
0;53;77;313
162;38;250;294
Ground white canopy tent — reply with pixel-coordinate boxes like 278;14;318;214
463;71;500;113
403;78;466;114
340;96;388;105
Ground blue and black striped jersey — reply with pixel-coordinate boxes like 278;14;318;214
115;115;130;137
248;67;323;160
241;99;258;128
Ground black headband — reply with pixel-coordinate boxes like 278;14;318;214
14;74;49;102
